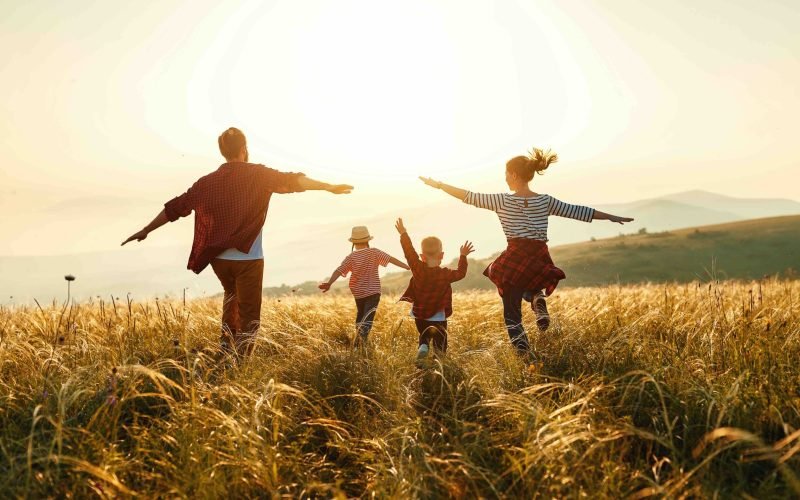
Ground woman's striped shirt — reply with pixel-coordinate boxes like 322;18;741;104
463;192;595;242
335;247;392;299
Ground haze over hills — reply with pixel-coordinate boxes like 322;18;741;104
1;190;798;303
270;215;800;297
656;190;800;219
573;189;800;243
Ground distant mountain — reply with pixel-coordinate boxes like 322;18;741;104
583;199;739;238
657;190;800;219
266;215;800;296
3;191;798;303
552;189;800;245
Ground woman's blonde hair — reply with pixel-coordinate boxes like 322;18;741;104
506;148;558;182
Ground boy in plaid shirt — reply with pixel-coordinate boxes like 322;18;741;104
395;218;474;367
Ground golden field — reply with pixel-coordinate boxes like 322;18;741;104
1;281;799;498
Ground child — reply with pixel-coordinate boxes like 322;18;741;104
319;226;409;346
394;218;474;367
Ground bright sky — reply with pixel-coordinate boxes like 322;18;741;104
1;0;799;257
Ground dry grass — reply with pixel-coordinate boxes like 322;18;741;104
1;280;799;498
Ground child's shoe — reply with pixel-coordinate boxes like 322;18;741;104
415;344;430;368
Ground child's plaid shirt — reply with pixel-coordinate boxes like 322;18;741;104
399;232;467;319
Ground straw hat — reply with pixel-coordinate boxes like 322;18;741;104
348;226;373;243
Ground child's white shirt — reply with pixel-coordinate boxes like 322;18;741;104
410;309;446;321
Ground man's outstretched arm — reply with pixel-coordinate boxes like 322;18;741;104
123;182;196;246
121;209;169;245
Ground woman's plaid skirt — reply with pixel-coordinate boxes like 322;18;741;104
483;238;566;297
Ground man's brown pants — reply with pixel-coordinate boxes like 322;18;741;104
211;258;264;357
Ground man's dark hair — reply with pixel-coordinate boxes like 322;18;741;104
218;127;247;161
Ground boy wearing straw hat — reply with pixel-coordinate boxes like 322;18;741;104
319;226;409;346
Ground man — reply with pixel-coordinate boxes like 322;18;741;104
122;127;353;356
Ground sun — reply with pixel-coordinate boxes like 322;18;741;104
228;1;462;179
185;0;587;182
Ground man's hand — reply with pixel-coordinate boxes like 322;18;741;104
318;282;331;293
419;176;442;189
326;184;354;195
460;241;475;257
395;218;407;234
609;215;634;225
121;229;149;246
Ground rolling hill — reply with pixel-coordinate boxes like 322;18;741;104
267;215;800;296
2;190;798;303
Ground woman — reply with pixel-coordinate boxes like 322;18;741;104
419;148;633;362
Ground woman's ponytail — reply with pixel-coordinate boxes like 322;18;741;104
506;148;558;182
528;148;558;175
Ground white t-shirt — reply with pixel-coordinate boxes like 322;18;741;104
216;228;264;260
410;309;446;321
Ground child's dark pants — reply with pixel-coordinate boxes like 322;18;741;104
415;319;448;353
355;293;381;341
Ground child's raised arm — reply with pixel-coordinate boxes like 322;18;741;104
446;240;474;283
395;218;423;275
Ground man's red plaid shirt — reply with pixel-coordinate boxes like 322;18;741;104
164;162;305;273
399;232;467;319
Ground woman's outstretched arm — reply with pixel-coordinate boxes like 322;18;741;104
419;177;468;201
592;210;634;224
